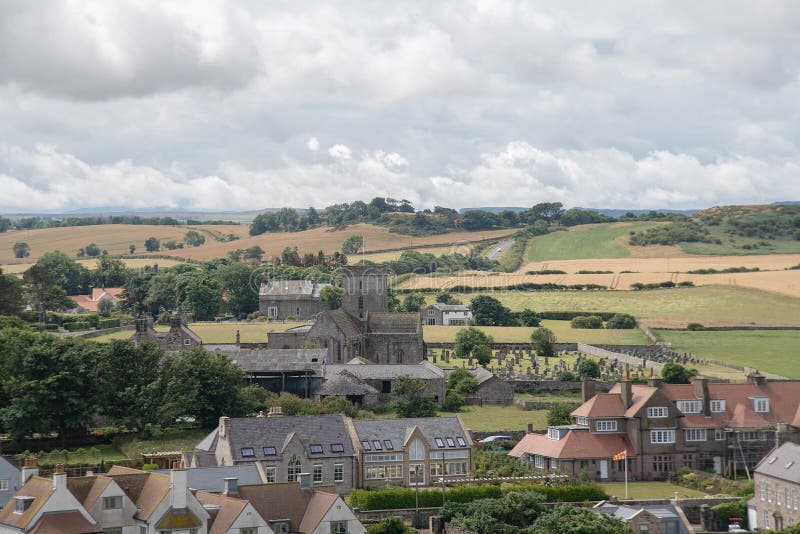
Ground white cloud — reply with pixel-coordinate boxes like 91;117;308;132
328;144;352;160
306;137;320;151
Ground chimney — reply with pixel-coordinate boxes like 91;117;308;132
223;477;238;496
267;406;283;418
52;464;66;490
298;472;311;490
691;376;711;416
219;416;230;440
171;464;188;509
21;457;39;483
581;378;596;403
747;371;767;387
620;380;632;409
526;423;534;434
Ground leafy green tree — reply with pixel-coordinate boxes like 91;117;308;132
366;517;415;534
98;340;164;433
448;368;478;394
160;348;258;427
184;230;206;247
435;291;460;305
320;285;343;310
216;263;258;318
547;402;574;426
93;255;131;288
402;292;426;312
13;242;30;258
531;327;556;357
129;244;136;254
517;308;540;326
35;251;90;295
317;396;358;417
472;344;492;367
571;315;603;329
97;298;115;317
661;362;698;384
532;504;630;534
23;264;75;313
469;295;514;326
341;235;364;254
578;359;600;378
0;270;23;316
444;390;465;411
84;243;101;257
606;313;637;329
243;245;264;262
144;237;160;252
182;275;222;320
454;327;494;358
392;375;437;417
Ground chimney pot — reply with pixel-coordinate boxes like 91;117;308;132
54;464;65;474
268;406;283;418
23;457;38;468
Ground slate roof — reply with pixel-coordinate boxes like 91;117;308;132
427;304;470;312
222;348;326;373
367;312;419;333
327;309;364;338
352;417;471;452
471;367;495;386
259;281;330;299
594;502;680;521
153;465;263;493
754;442;800;483
324;361;444;380
509;429;635;460
217;415;355;462
317;371;379;396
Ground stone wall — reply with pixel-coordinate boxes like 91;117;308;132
510;380;615;394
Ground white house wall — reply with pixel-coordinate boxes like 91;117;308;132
85;479;139;533
310;498;366;534
227;502;273;534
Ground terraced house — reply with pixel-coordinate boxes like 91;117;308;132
747;442;800;531
510;373;800;481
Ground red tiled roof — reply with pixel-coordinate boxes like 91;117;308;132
571;394;625;418
509;430;635;460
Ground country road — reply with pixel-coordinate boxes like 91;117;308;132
486;239;515;260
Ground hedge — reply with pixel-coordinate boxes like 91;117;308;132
98;318;121;329
43;324;59;331
63;321;91;331
349;483;606;510
537;311;617;321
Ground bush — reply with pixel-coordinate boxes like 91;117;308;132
43;323;59;331
606;313;637;329
711;499;748;529
444;390;465;411
63;321;91;331
537;311;616;321
570;315;603;329
142;463;159;470
98;318;121;329
687;322;705;330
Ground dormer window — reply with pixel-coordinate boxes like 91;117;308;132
596;420;618;432
575;417;588;426
647;407;668;418
710;400;726;413
548;428;561;440
752;397;769;413
676;400;702;414
14;497;34;514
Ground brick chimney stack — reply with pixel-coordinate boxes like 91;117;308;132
22;457;39;483
581;378;595;403
620;380;632;409
691;376;711;416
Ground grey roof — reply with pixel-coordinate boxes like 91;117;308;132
594;502;680;521
317;371;379;396
324;309;364;338
367;312;419;333
471;367;495;385
259;280;330;298
154;465;263;492
222;415;355;462
755;442;800;482
427;304;470;312
196;428;219;451
352;417;470;452
220;348;326;373
285;325;312;333
324;361;444;380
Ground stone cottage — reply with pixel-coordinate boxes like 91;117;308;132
259;280;331;320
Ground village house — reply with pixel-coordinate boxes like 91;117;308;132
592;501;692;534
420;303;472;326
258;280;331;321
510;373;800;482
465;367;514;406
747;441;800;531
0;458;20;508
348;416;473;488
192;413;358;494
130;312;202;351
72;287;124;313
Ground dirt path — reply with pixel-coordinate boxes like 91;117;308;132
486;239;514;260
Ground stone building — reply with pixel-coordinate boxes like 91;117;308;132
510;374;800;482
593;501;692;534
469;367;514;406
259;280;331;320
321;361;446;407
421;303;472;326
307;266;424;364
748;441;800;531
130;312;202;351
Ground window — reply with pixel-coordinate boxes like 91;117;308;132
676;400;702;414
786;487;791;509
434;438;444;448
265;466;276;483
334;463;344;483
409;439;425;461
548;428;561;440
183;338;191;346
313;464;324;483
685;429;707;442
361;440;371;451
575;417;588;426
372;440;382;451
0;480;8;491
534;455;544;468
456;437;467;447
764;509;770;530
777;484;782;505
241;447;256;458
428;309;435;316
331;520;349;534
596;420;618;432
650;429;676;444
446;437;456;447
331;443;345;453
742;431;764;441
760;480;766;501
241;529;258;534
272;521;290;534
430;463;443;477
647;407;668;418
446;462;467;475
102;496;123;510
682;454;694;468
365;453;403;462
639;526;649;532
267;306;278;318
753;397;769;413
651;455;674;473
710;399;726;413
715;428;725;441
384;465;403;479
309;444;324;454
384;440;394;450
263;446;277;456
767;481;772;502
140;527;147;534
287;455;301;482
358;296;364;309
409;464;425;485
550;457;557;470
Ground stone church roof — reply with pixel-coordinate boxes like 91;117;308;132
367;312;419;333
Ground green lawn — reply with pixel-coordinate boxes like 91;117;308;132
655;329;800;378
599;482;707;500
441;286;800;327
447;405;548;432
90;321;313;344
424;320;649;344
526;223;659;261
115;428;210;458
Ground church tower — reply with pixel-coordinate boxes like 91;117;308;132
341;266;389;320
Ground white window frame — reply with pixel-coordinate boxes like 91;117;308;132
596;420;618;432
550;457;557;470
715;428;726;441
102;496;123;510
265;466;276;483
710;399;726;413
334;463;344;483
409;439;425;461
647;407;668;418
0;480;8;491
267;306;278;318
331;520;349;534
548;428;561;440
313;464;324;484
534;455;544;468
676;400;702;414
575;416;588;426
753;397;769;413
684;429;707;442
650;429;676;444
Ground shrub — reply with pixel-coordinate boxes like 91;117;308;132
606;313;637;329
63;321;91;331
444;390;465;411
570;315;603;329
711;499;748;529
687;322;705;331
98;318;121;329
43;323;59;331
142;463;159;470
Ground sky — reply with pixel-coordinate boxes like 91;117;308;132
1;0;800;213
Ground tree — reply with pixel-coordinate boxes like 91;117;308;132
366;517;415;534
517;308;540;326
531;327;556;356
319;285;343;310
392;375;437;418
243;245;264;262
448;368;478;394
444;390;465;411
12;242;30;258
36;251;90;295
402;292;426;312
182;275;222;320
216;263;258;318
454;327;494;358
469;295;514;326
606;313;637;329
472;344;492;367
184;230;206;247
0;270;23;316
129;244;136;254
661;362;697;384
547;402;574;426
341;235;364;254
577;359;600;378
532;504;630;534
97;297;115;317
93;255;131;288
23;264;75;313
435;291;460;305
144;237;160;252
160;348;258;427
318;396;358;417
571;315;603;329
525;202;565;224
98;340;164;433
84;243;101;257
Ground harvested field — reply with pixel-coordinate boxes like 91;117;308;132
355;244;476;263
89;321;312;344
2;257;188;274
424;321;650;345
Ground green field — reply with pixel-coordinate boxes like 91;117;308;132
526;223;659;261
424;321;649;345
599;482;706;500
679;222;800;255
655;329;800;378
436;286;800;327
448;405;547;432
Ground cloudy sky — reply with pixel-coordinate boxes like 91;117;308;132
1;0;800;212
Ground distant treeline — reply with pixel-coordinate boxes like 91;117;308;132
0;215;239;232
